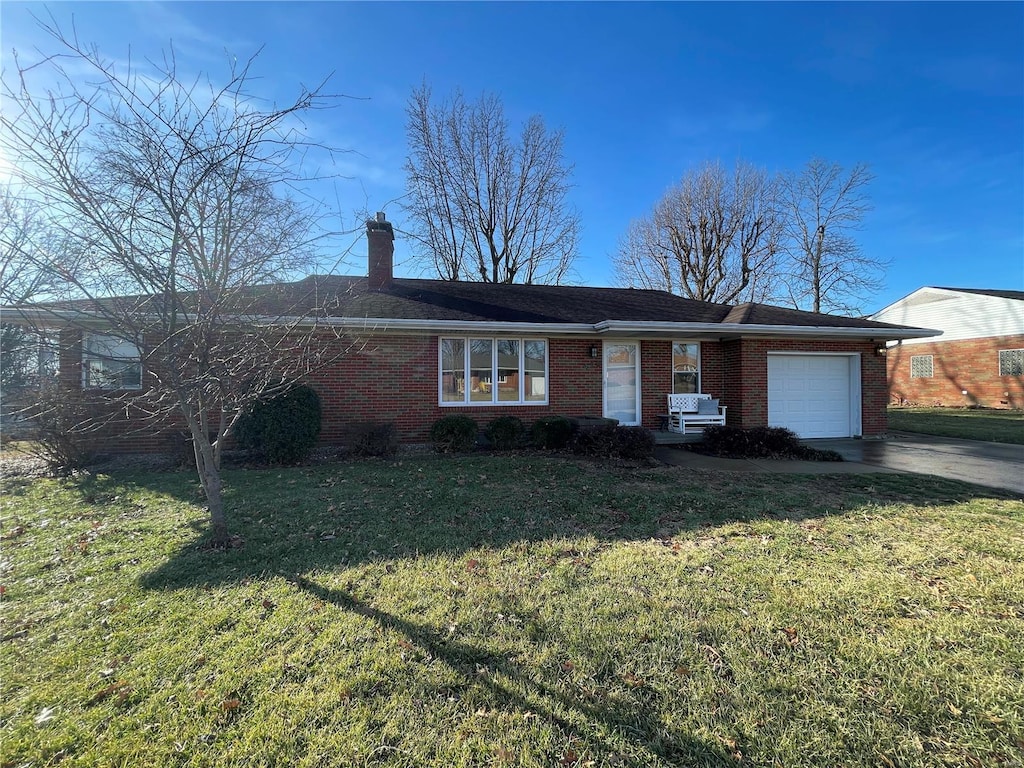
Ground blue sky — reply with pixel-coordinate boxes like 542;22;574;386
2;1;1022;313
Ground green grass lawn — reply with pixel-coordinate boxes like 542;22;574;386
888;406;1024;444
2;455;1023;767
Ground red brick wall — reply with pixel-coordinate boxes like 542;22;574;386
724;338;887;437
310;335;613;444
55;329;185;454
55;332;892;452
886;335;1024;408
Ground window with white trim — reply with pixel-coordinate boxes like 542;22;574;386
83;333;142;390
672;342;700;393
999;349;1024;376
440;337;547;405
910;354;933;379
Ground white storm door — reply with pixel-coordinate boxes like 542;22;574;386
603;341;641;425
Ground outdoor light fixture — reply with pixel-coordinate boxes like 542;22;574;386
589;344;599;359
875;344;887;357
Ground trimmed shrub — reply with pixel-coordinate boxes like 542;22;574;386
699;424;843;461
429;415;478;453
484;415;526;450
530;416;575;450
571;424;655;460
347;421;399;457
235;385;322;465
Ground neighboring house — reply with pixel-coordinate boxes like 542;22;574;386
10;215;938;451
871;287;1024;409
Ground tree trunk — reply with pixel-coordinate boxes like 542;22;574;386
191;427;229;546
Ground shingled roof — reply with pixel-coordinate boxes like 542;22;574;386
931;287;1024;301
258;274;926;334
7;273;935;338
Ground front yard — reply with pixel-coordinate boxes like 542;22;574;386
888;406;1024;444
2;455;1022;767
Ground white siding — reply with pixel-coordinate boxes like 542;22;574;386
871;288;1024;346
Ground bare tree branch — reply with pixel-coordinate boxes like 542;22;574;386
614;161;784;304
402;84;579;284
1;24;355;545
781;158;887;315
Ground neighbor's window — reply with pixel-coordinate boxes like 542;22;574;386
440;337;547;405
910;354;933;379
999;349;1024;376
672;342;700;393
83;333;142;390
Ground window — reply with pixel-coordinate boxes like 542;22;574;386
910;354;933;379
672;342;700;393
83;333;142;390
440;337;547;405
999;349;1024;376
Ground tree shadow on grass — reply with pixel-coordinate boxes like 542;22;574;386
127;454;1018;592
290;573;735;766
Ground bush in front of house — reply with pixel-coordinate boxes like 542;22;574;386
25;386;98;474
530;416;575;450
235;385;322;465
429;415;479;453
484;415;526;450
347;421;399;457
699;425;843;461
571;424;656;460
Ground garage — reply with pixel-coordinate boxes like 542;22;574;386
767;353;860;438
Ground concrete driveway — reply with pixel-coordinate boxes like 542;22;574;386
811;433;1024;495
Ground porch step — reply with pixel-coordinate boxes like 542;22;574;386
652;430;703;445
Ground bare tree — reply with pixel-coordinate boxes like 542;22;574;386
0;185;60;392
781;158;885;314
403;84;579;284
613;161;783;304
1;22;351;544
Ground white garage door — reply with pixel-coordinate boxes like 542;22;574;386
768;354;855;438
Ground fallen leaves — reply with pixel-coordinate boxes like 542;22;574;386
778;626;800;647
89;680;131;705
1;525;26;540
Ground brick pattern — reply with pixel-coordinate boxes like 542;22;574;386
311;336;610;443
717;338;887;436
55;332;890;452
886;335;1024;408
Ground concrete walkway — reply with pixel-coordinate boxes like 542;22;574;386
656;432;1024;495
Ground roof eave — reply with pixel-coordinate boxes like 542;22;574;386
2;307;942;341
594;320;942;340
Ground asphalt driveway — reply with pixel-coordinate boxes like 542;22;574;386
811;433;1024;495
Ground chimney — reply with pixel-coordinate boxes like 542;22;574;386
366;211;394;291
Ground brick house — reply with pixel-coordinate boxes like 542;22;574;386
871;287;1024;409
13;215;938;451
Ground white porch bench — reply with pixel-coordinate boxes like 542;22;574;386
666;393;727;434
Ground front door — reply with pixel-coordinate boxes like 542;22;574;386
603;341;641;425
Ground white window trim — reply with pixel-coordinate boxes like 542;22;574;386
998;348;1024;377
438;337;549;407
82;332;143;391
672;340;701;394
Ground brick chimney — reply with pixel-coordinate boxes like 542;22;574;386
366;211;394;291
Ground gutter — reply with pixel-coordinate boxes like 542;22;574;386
2;307;941;341
593;320;942;341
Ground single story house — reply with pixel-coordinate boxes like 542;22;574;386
11;215;939;451
871;287;1024;409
